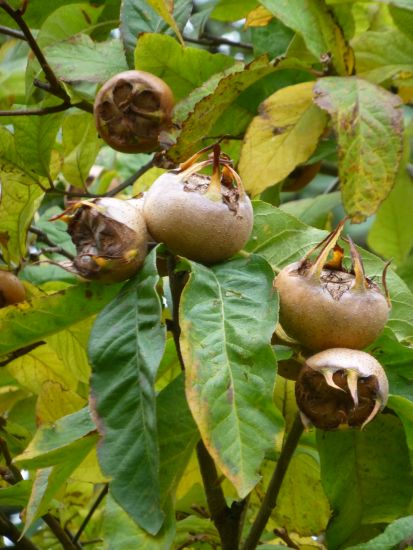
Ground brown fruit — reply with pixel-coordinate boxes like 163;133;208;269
274;221;390;351
295;348;389;430
52;197;148;283
143;144;253;264
0;271;26;307
94;70;174;153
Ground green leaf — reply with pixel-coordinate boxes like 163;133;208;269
23;442;94;535
0;480;32;507
45;34;128;84
62;112;100;187
247;202;413;343
313;77;403;222
367;168;413;266
146;0;185;45
89;249;166;535
317;415;412;550
180;255;283;497
211;0;258;21
280;192;341;229
346;516;413;550
260;0;353;75
158;374;198;503
13;113;63;178
239;82;327;196
121;0;192;65
0;127;44;265
104;494;176;550
134;33;234;102
0;282;121;357
390;6;413;40
168;56;278;162
352;29;413;85
274;452;330;535
14;407;96;468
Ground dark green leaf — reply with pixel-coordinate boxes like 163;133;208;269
89;249;166;535
317;415;412;550
346;516;413;550
180;255;283;497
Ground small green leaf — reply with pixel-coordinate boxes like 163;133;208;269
313;77;403;222
0;282;121;357
318;415;412;550
62;112;100;187
13;113;63;178
122;0;192;65
14;407;96;468
180;255;283;497
104;494;176;550
352;29;413;85
134;33;234;101
146;0;184;45
367;168;413;266
239;81;327;196
0;480;32;507
45;34;128;84
261;0;353;75
89;249;166;535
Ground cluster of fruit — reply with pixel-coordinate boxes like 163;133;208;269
275;221;390;430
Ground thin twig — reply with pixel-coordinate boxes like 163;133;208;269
42;515;82;550
29;226;75;260
0;23;25;40
184;34;253;51
0;513;39;550
241;414;304;550
0;342;45;368
33;80;93;114
73;485;109;543
105;157;155;196
0;103;72;117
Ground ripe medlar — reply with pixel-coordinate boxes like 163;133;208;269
274;221;390;351
94;70;174;153
0;271;26;307
143;144;253;264
295;348;389;430
52;197;148;283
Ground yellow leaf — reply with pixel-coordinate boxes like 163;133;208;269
71;447;109;483
245;5;272;28
36;380;86;424
239;82;327;196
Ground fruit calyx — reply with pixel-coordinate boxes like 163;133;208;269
274;221;391;351
51;197;148;283
295;348;389;430
94;70;174;153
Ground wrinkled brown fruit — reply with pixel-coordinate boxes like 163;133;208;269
0;271;26;307
274;221;390;351
94;70;174;153
54;198;148;283
143;144;253;264
295;348;389;430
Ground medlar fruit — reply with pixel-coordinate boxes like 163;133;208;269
52;197;148;283
295;348;389;430
274;221;390;351
0;271;26;307
94;70;174;153
143;144;253;264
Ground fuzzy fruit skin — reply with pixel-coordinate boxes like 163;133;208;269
69;198;148;283
296;348;388;430
143;172;253;264
94;70;174;153
274;261;390;351
0;271;26;307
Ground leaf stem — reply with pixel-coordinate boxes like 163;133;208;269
184;34;253;51
241;414;304;550
0;23;25;40
0;103;78;117
73;484;109;543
